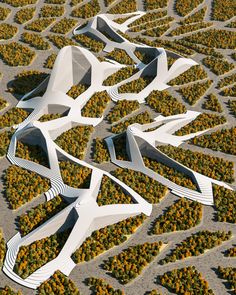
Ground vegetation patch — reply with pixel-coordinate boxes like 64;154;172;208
118;76;154;94
93;138;110;163
211;0;236;21
108;0;137;14
66;82;89;99
0;7;11;21
104;242;163;284
169;22;212;36
175;113;226;135
14;229;71;278
51;18;77;34
97;175;132;206
202;94;222;113
158;145;234;183
107;100;139;123
217;267;236;294
1;0;37;7
0;130;13;157
71;0;100;18
44;53;57;69
203;56;234;76
129;10;167;27
111;111;153;134
40;5;64;17
18;195;67;236
114;167;165;205
72;214;146;263
0;107;29;129
229;100;236;117
160;230;231;264
38;271;80;295
86;277;124;295
180;7;206;24
177;80;212;105
3;165;50;209
9;70;48;95
25;18;56;32
158;266;214;294
21;32;50;50
225;246;236;257
0;228;6;267
217;73;236;89
144;0;168;10
143;25;170;38
16;141;49;168
0;286;22;295
144;157;197;190
74;34;105;52
191;127;236;155
59;161;91;188
0;23;17;40
103;66;138;87
14;7;35;24
169;65;207;85
221;85;236;97
147;90;186;116
183;29;236;49
213;185;236;223
48;34;76;48
39;113;62;122
130;16;173;32
106;49;134;65
81;91;111;118
150;198;202;235
174;0;204;16
55;125;93;159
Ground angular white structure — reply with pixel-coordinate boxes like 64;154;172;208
2;12;233;290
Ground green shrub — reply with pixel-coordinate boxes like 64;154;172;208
107;100;139;123
202;94;223;112
21;32;50;50
14;7;35;24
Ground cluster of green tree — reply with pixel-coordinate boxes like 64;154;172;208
25;18;56;32
16;140;50;168
146;90;186;116
143;156;197;190
160;230;231;264
81;91;110;118
14;7;35;24
158;266;214;294
55;125;93;159
97;175;132;206
191;127;236;155
217;267;236;294
0;107;30;129
74;34;105;52
21;32;50;50
0;42;35;66
51;18;77;34
174;0;204;16
93;138;110;163
86;277;124;295
213;185;236;223
72;214;146;263
113;168;168;204
18;195;67;236
48;34;76;49
71;0;100;18
38;270;80;295
177;80;213;105
40;5;64;17
203;57;234;76
175;113;226;135
3;165;50;209
158;145;234;183
14;229;71;278
0;23;18;40
111;111;153;133
202;94;222;112
104;242;163;284
151;198;202;234
59;161;91;188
